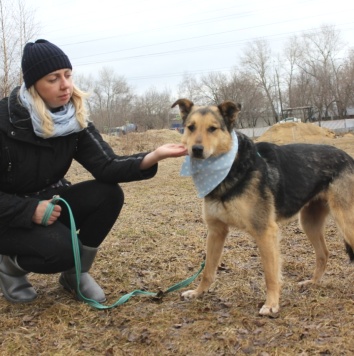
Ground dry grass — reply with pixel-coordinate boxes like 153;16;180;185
1;126;354;355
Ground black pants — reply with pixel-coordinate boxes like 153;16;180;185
0;181;124;274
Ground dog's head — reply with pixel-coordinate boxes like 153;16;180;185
171;99;241;159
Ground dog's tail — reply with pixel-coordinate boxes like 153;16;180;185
345;241;354;262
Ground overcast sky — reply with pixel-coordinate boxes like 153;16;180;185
30;0;354;94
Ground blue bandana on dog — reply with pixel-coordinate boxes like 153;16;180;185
180;130;238;198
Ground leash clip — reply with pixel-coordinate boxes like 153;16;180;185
152;288;165;301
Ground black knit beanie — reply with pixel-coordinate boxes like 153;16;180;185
22;39;72;88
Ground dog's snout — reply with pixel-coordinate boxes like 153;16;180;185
192;144;204;158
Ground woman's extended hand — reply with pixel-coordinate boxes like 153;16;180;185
139;143;187;170
32;199;62;225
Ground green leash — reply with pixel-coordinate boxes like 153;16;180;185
42;196;205;310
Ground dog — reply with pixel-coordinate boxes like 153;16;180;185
171;98;354;316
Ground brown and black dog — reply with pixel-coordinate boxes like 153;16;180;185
172;98;354;316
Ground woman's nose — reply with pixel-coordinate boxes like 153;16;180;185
60;77;71;89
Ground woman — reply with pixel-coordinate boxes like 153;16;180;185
0;39;187;304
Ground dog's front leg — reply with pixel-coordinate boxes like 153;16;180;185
254;222;281;316
182;221;228;300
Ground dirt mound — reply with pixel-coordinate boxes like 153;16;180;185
256;122;336;144
143;128;183;141
343;131;354;138
102;129;183;153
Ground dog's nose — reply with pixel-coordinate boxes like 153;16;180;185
192;145;204;158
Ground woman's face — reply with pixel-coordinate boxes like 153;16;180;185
34;69;74;109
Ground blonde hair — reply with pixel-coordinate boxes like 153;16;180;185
28;85;89;138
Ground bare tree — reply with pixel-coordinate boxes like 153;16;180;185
179;72;239;106
0;0;17;97
283;36;303;109
177;73;204;103
72;72;96;118
175;27;353;128
198;72;228;104
90;67;135;132
294;24;345;120
177;72;221;105
241;39;279;123
132;87;171;130
336;47;354;115
0;0;38;97
16;0;37;84
229;70;268;128
176;67;270;128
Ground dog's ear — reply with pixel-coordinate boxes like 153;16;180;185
218;101;242;127
171;99;194;123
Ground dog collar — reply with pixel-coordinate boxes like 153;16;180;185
180;130;238;198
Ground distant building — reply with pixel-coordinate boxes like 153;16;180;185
170;119;184;133
107;123;137;136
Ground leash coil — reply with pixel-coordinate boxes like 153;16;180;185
42;196;205;310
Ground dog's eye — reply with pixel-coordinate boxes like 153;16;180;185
188;124;195;132
208;127;217;133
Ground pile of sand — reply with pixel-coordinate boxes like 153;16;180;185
256;122;336;145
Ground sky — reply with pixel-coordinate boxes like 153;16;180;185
29;0;354;95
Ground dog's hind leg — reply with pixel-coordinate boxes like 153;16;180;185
181;219;228;300
298;199;330;286
253;221;281;316
327;175;354;262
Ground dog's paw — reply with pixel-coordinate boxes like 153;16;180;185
298;279;314;286
181;289;201;300
259;304;279;316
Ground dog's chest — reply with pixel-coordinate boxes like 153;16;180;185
204;198;248;229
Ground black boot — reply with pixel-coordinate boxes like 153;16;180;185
0;255;37;303
59;245;106;303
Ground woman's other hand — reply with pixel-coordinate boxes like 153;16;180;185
32;199;62;225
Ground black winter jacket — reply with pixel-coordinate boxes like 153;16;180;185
0;87;157;229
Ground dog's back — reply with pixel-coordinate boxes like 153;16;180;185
256;140;354;219
208;132;354;219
